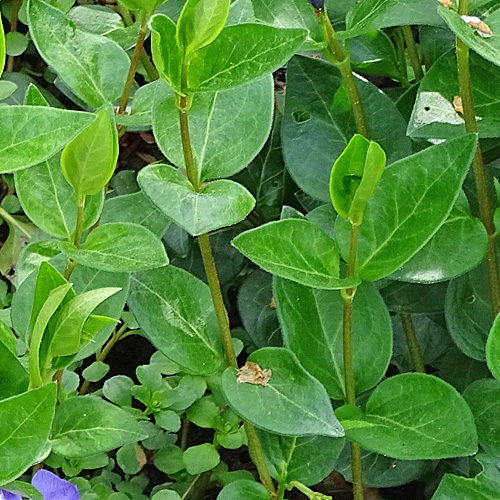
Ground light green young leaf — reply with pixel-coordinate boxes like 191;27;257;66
335;134;477;281
152;76;273;180
61;108;118;198
138;164;255;236
186;24;307;92
51;396;147;458
0;106;96;173
487;314;500;382
28;0;130;107
232;219;360;290
222;347;344;437
0;384;57;485
128;266;225;375
0;21;5;76
177;0;230;56
337;373;478;459
217;480;269;500
60;222;169;272
24;83;49;106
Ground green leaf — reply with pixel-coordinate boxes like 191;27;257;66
5;31;28;57
128;266;225;375
82;361;110;382
186;24;307;92
282;55;411;202
0;384;57;485
338;0;443;39
274;279;392;399
28;0;130;107
150;15;183;92
390;191;487;283
60;222;169;272
0;215;36;275
51;396;148;458
152;76;273;180
329;134;386;225
487;314;500;382
49;287;121;358
61;108;118;198
0;341;28;399
0;80;17;101
335;134;477;281
0;21;5;76
1;481;44;500
258;431;344;486
0;106;96;173
337;373;478;459
138;164;255;236
177;0;230;56
15;153;103;239
445;261;493;361
232;219;359;290
463;378;500;457
183;443;220;475
439;6;500;69
221;347;344;437
217;480;269;500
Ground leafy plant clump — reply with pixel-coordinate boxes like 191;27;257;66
0;0;500;499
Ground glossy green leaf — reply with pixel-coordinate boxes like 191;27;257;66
150;14;183;92
337;373;478;459
445;261;493;361
486;314;500;381
138;164;255;236
186;24;307;92
329;134;386;224
51;396;148;458
282;55;411;202
0;106;95;173
28;0;130;107
258;431;344;486
233;219;359;290
439;6;500;69
274;279;392;399
61;108;118;198
177;0;230;55
335;134;477;281
0;384;56;485
0;341;28;399
128;266;225;375
338;0;443;39
152;76;273;180
391;191;487;283
60;222;169;272
217;480;269;500
463;378;500;457
222;347;344;437
15;153;103;239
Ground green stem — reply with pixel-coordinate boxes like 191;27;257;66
63;195;85;280
401;26;423;81
0;206;32;238
393;28;410;87
118;11;149;114
6;0;22;72
400;313;426;373
176;92;275;495
287;481;331;500
316;10;368;137
456;0;500;315
140;50;159;81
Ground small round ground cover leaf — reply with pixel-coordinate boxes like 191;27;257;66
221;347;344;438
463;378;500;458
274;278;392;399
232;219;359;290
337;373;478;460
60;222;169;273
183;443;220;475
257;430;344;486
445;261;494;361
51;396;148;458
217;479;270;500
0;384;56;485
128;265;225;375
487;314;500;381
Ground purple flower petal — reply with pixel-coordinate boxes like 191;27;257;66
31;470;79;500
0;490;22;500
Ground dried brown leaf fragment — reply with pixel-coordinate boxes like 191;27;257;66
453;95;464;114
237;361;272;386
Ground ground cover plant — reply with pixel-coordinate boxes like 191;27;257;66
0;0;500;498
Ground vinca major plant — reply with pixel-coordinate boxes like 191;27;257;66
0;0;499;499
